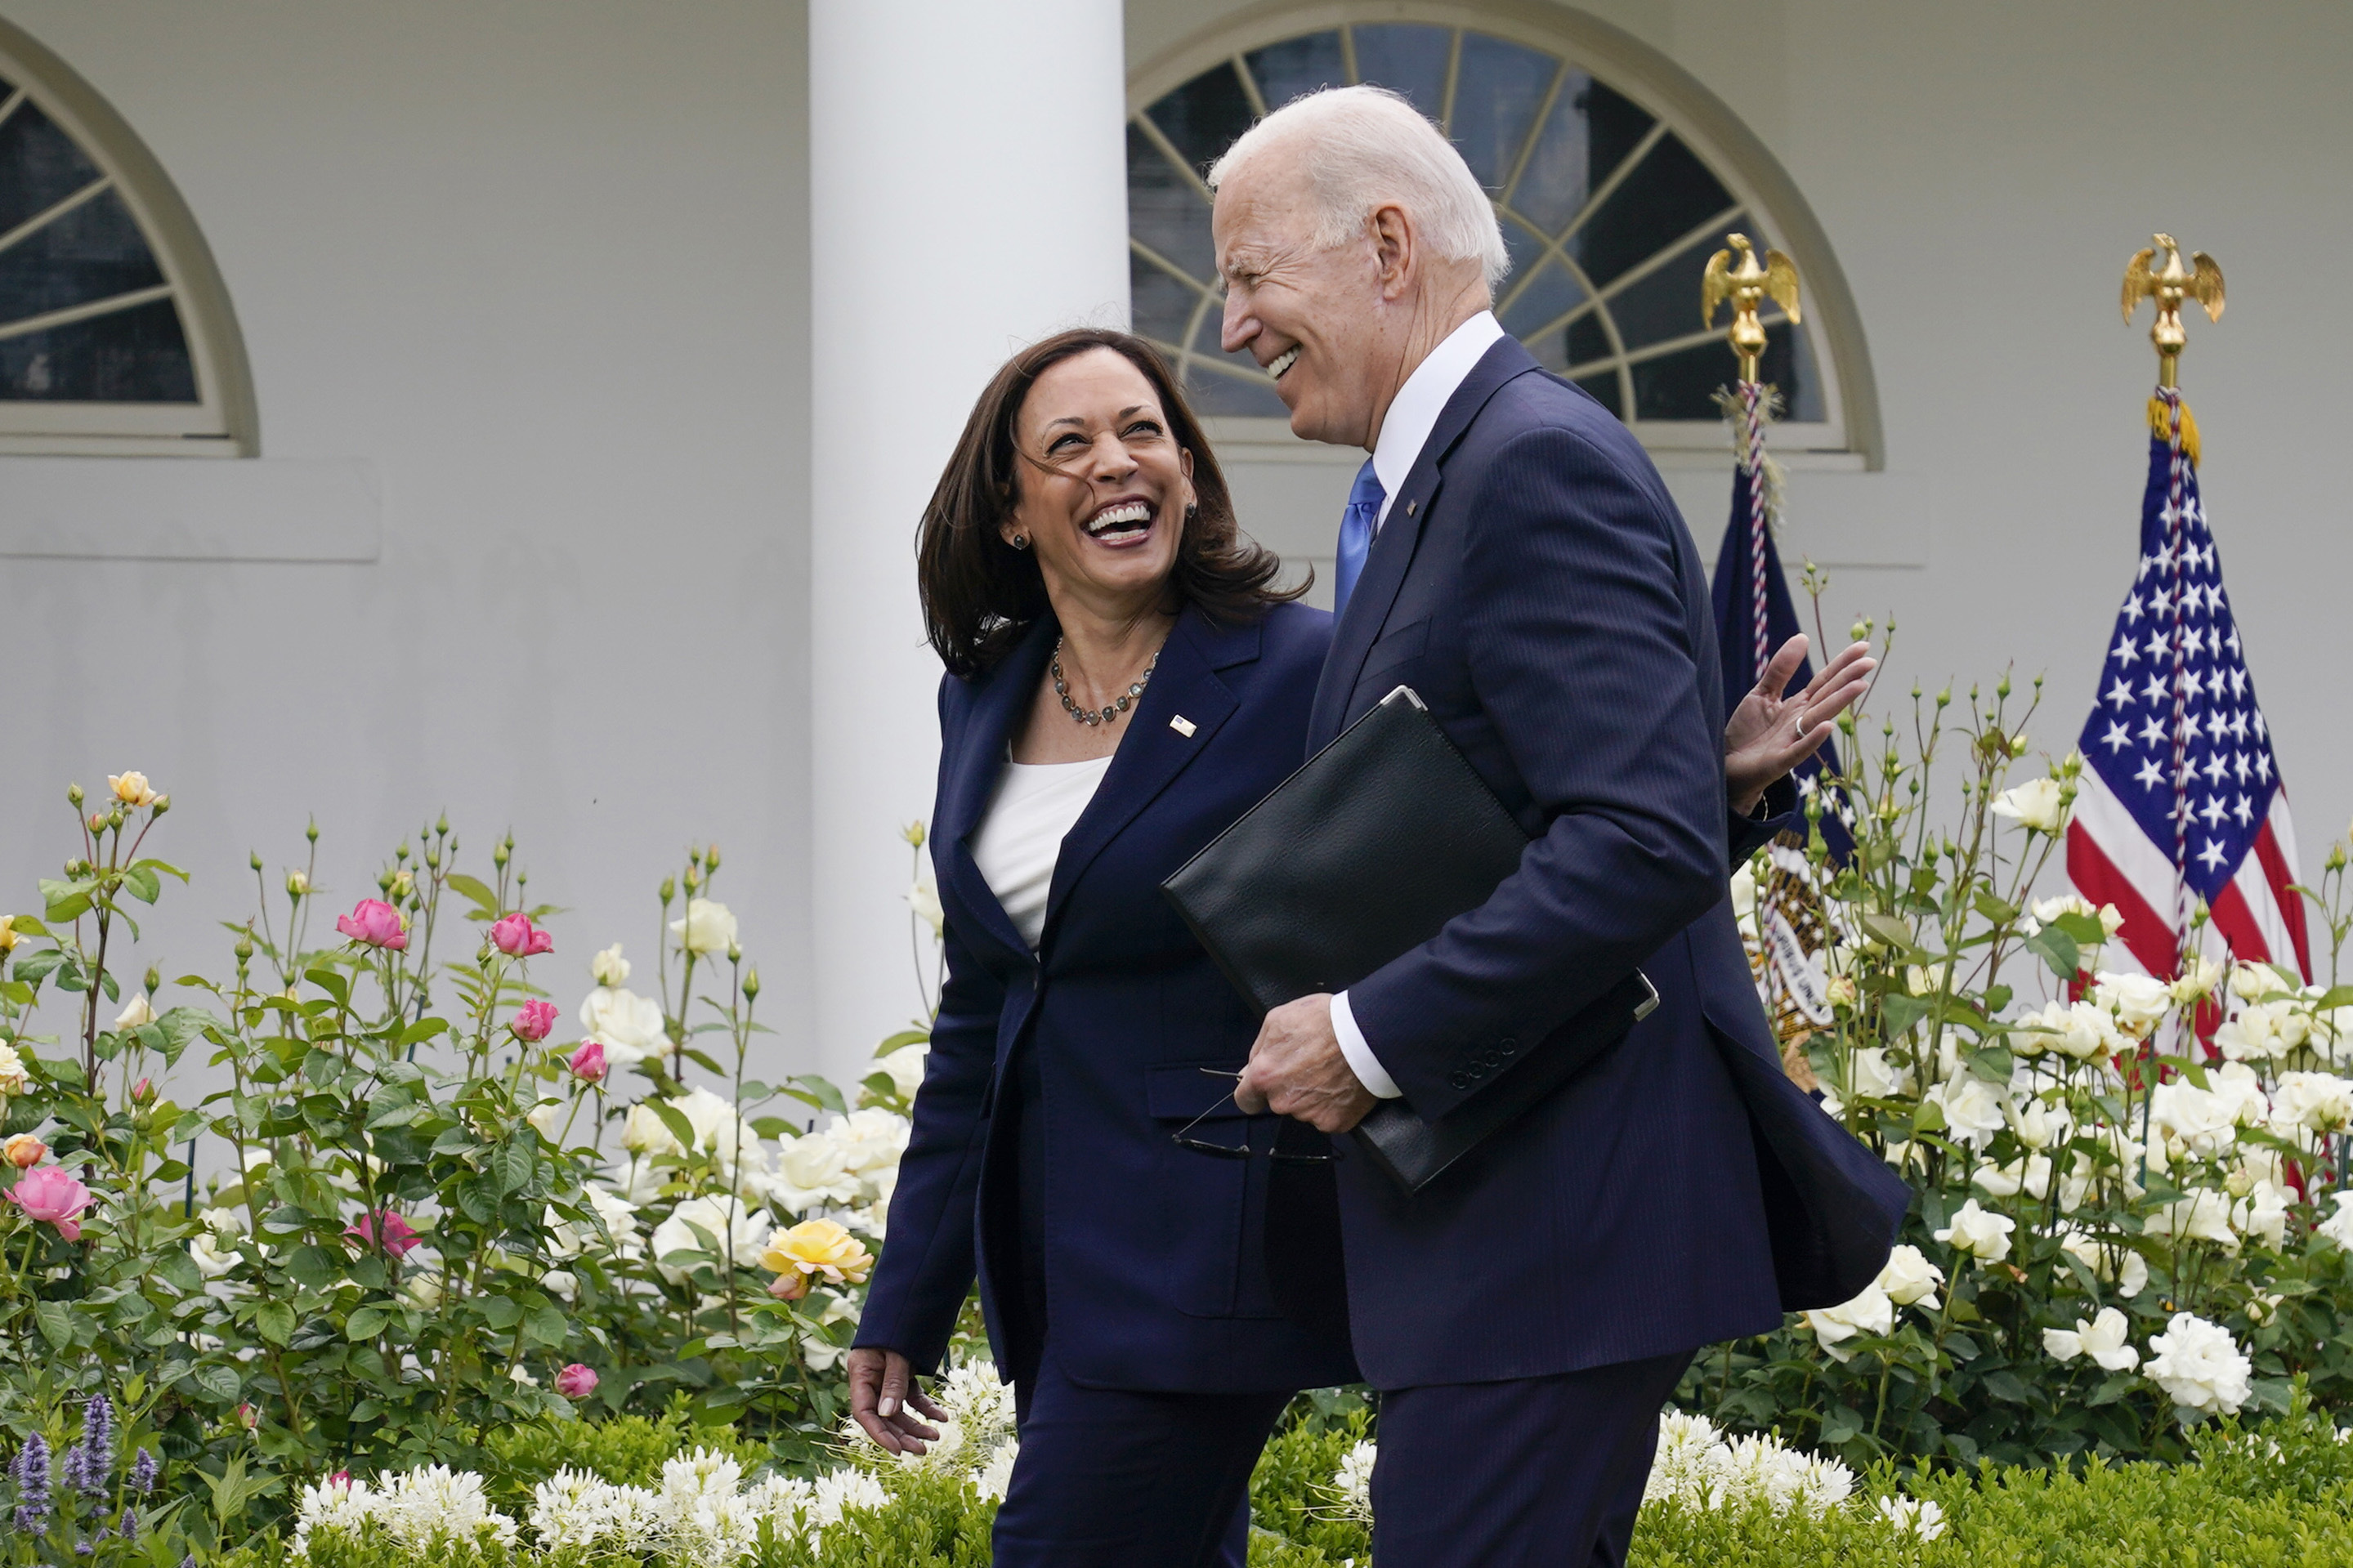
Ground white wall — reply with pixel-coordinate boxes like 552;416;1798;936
0;3;819;1095
1133;0;2353;895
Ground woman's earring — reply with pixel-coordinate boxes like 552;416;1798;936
1183;503;1198;522
1009;534;1030;551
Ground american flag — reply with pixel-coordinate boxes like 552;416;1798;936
2066;391;2311;985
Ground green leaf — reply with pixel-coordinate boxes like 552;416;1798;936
2051;910;2109;947
35;1298;77;1349
187;1362;241;1405
1879;992;1931;1039
1861;913;1917;953
1971;889;2020;925
789;1074;849;1115
523;1299;568;1346
304;966;351;1007
154;1006;212;1066
285;1245;340;1289
875;1029;930;1056
254;1300;296;1346
494;1137;535;1195
7;915;48;936
345;1305;389;1341
445;873;501;915
120;864;162;904
1967;1043;2015;1085
2022;923;2081;979
651;1101;700;1152
481;1295;522;1331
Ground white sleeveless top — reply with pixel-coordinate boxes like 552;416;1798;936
970;753;1114;949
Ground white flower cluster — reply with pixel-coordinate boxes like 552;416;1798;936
843;1357;1020;1502
1325;1411;1939;1539
1802;1244;1944;1362
295;1450;892;1568
293;1467;518;1554
2144;1311;2254;1418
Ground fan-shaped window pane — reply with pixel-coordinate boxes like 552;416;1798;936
1127;16;1850;445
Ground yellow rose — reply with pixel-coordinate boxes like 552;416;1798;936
758;1217;874;1288
107;771;159;807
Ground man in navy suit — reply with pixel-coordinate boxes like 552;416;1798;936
1215;88;1905;1566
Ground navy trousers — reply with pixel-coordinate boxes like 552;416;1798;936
1370;1351;1693;1568
990;1047;1289;1568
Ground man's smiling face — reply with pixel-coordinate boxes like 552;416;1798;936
1213;154;1392;450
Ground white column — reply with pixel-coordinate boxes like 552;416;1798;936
807;0;1129;1084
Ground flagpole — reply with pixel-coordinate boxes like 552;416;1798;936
2122;235;2225;1169
1702;234;1803;678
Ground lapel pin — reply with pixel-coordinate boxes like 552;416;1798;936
1170;715;1197;738
1406;499;1418;516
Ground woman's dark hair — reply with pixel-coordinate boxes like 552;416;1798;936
915;328;1304;677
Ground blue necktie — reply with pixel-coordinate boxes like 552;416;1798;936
1334;459;1384;619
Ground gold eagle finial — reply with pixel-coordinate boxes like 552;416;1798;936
2122;233;2224;388
1702;233;1801;385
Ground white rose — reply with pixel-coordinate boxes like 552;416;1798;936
590;943;632;987
879;1043;929;1100
1932;1198;2015;1265
1972;1154;2051;1201
2230;962;2283;1001
2145;1189;2239;1253
2020;999;2123;1062
1729;862;1757;922
2205;1061;2271;1128
1848;1047;1908;1100
579;986;666;1067
114;991;159;1030
190;1232;241;1280
906;880;945;940
526;1100;563;1141
587;1185;642;1248
2057;1227;2149;1298
2316;1191;2353;1251
2093;972;2174;1037
772;1130;863;1214
649;1195;771;1283
669;899;738;956
1989;775;2070;834
2172;954;2224;1005
2149;1081;2234;1156
1876;1244;1944;1309
2230;1182;2292;1250
0;1041;26;1095
1802;1283;1893;1361
541;1269;577;1303
622;1102;682;1159
2043;1306;2140;1372
400;1270;445;1310
2144;1311;2252;1418
2272;1073;2353;1137
199;1205;245;1236
1925;1074;2009;1150
834;1108;912;1181
2219;1003;2292;1060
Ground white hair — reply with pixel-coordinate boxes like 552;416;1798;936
1207;85;1510;292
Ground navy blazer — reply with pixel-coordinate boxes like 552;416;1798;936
1313;337;1908;1391
856;601;1360;1394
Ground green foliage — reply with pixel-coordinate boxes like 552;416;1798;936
476;1408;767;1509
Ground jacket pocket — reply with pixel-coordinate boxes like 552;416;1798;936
1147;1061;1254;1316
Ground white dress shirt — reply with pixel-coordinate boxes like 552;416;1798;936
1331;310;1507;1102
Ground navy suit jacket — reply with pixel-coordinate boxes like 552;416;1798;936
856;601;1360;1394
1313;337;1908;1391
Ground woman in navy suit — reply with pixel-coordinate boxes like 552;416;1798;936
845;328;1355;1568
844;328;1869;1567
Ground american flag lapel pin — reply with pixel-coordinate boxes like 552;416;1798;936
1170;715;1197;738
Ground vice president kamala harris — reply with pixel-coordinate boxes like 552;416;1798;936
845;328;1871;1568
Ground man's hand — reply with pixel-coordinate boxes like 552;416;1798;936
1724;635;1875;814
846;1346;948;1456
1236;994;1377;1134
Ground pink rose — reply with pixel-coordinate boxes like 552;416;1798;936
490;913;554;958
553;1364;598;1399
568;1041;608;1084
7;1165;93;1240
235;1403;258;1431
327;1470;353;1490
345;1208;421;1258
511;1000;559;1043
335;899;409;951
766;1271;809;1302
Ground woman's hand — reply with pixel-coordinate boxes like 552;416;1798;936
846;1346;950;1455
1724;636;1875;815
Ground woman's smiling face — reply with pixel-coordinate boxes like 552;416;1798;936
1004;347;1194;617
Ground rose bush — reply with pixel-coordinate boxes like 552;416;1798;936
0;784;948;1539
1700;614;2353;1467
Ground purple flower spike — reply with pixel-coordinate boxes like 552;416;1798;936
77;1396;114;1498
12;1432;51;1533
127;1449;157;1497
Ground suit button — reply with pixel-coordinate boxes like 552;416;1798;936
1448;1072;1471;1091
1497;1037;1517;1057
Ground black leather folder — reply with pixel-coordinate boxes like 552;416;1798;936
1161;685;1657;1193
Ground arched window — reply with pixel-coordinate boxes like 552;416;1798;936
0;17;256;455
1128;2;1880;463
